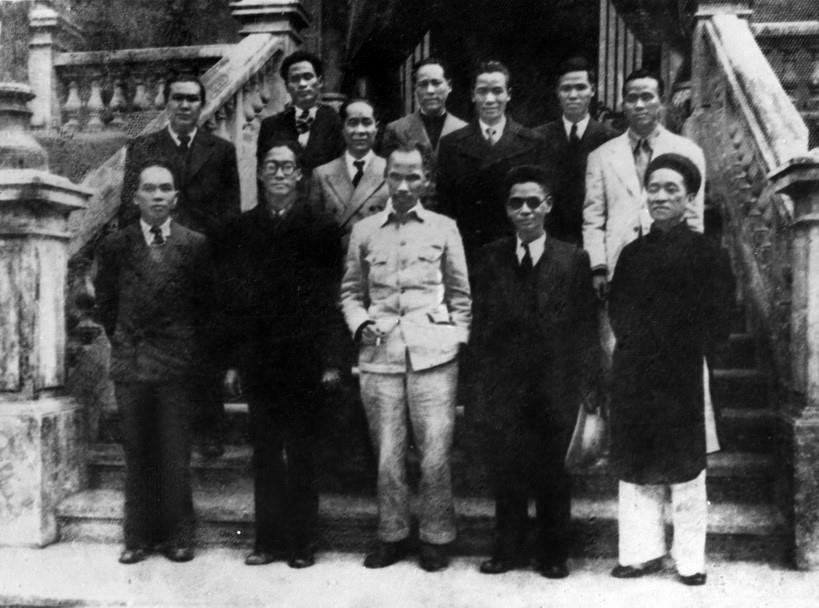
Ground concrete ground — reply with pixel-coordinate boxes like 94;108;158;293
1;544;818;608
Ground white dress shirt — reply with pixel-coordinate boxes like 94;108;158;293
516;232;546;266
140;218;172;246
296;105;319;147
346;150;375;181
167;125;197;148
562;114;590;140
479;115;507;143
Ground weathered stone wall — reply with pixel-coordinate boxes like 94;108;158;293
755;0;819;22
0;2;31;81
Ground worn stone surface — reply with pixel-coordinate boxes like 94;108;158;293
0;397;86;546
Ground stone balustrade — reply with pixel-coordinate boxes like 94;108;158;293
752;20;819;146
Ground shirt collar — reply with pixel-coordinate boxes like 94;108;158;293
167;125;197;147
382;198;426;225
345;150;375;178
479;115;506;141
562;114;590;140
140;217;172;245
515;232;546;264
627;124;662;150
294;105;318;120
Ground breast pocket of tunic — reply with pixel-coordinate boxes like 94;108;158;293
415;244;444;285
365;252;391;288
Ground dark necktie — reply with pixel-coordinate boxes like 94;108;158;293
520;242;533;274
295;108;312;134
486;127;497;146
352;160;365;188
178;132;190;151
150;225;165;245
569;122;580;147
634;138;652;186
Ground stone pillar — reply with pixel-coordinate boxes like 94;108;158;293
770;157;819;569
0;82;92;546
27;1;84;130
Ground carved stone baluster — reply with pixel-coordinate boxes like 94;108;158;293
85;72;105;133
131;73;150;112
154;74;167;110
61;78;81;134
242;78;258;128
781;50;799;100
809;51;819;100
108;75;127;130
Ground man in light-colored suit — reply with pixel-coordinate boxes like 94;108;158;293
583;68;705;299
310;98;388;243
382;57;467;205
340;143;471;573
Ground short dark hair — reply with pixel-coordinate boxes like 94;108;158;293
644;153;702;194
472;60;511;89
413;57;450;82
385;142;430;176
163;74;206;106
135;159;179;190
280;50;323;81
257;139;304;168
556;56;596;86
339;97;377;122
503;165;552;197
623;68;665;97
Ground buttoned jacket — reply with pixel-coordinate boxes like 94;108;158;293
582;125;705;277
340;202;472;373
382;110;467;167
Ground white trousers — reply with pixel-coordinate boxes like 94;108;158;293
618;469;707;576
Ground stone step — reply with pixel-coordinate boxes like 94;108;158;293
56;485;788;561
717;407;777;452
87;443;776;504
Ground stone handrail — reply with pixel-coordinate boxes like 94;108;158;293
690;12;810;390
65;32;294;257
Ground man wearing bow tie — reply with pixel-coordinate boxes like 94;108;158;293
256;50;345;175
118;74;240;459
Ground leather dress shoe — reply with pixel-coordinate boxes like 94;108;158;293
245;550;281;566
610;556;664;578
539;562;570;579
419;543;449;572
118;547;149;564
363;540;408;569
288;549;316;569
479;555;527;574
163;545;194;562
678;572;707;586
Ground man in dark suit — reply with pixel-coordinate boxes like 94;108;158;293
221;140;343;569
470;165;599;579
437;60;544;264
96;160;212;565
381;57;467;204
535;57;617;245
256;50;345;173
119;74;241;458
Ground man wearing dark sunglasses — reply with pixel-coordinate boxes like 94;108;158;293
118;73;241;460
470;164;599;579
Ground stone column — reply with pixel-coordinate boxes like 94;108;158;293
0;82;92;546
770;157;819;569
27;1;84;130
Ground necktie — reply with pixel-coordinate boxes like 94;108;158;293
352;160;365;188
486;127;497;145
520;242;533;274
150;225;165;245
569;122;580;146
634;138;652;186
295;108;312;134
178;132;190;151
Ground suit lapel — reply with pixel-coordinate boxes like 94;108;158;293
348;157;386;212
440;113;463;141
186;130;213;181
608;133;641;199
405;112;432;150
323;159;354;216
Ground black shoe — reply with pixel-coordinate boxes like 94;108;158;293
419;543;449;572
245;551;280;566
363;540;408;569
678;572;707;586
199;438;224;459
479;555;527;574
163;544;194;562
118;547;149;564
539;562;569;579
610;556;664;578
288;548;316;569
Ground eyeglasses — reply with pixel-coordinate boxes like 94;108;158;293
262;161;298;176
507;196;547;210
169;94;202;104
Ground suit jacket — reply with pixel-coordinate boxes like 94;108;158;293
382;110;467;168
119;128;240;242
94;222;212;383
583;126;705;278
535;118;618;245
256;104;345;172
308;154;389;237
470;236;599;434
219;200;344;383
437;118;545;260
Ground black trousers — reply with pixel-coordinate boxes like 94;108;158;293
245;360;321;554
490;423;573;565
115;380;194;549
190;351;225;443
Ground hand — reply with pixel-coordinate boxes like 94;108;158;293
223;368;242;399
321;368;342;388
360;324;385;346
592;273;609;302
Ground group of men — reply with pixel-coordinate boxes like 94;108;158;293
95;48;731;588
